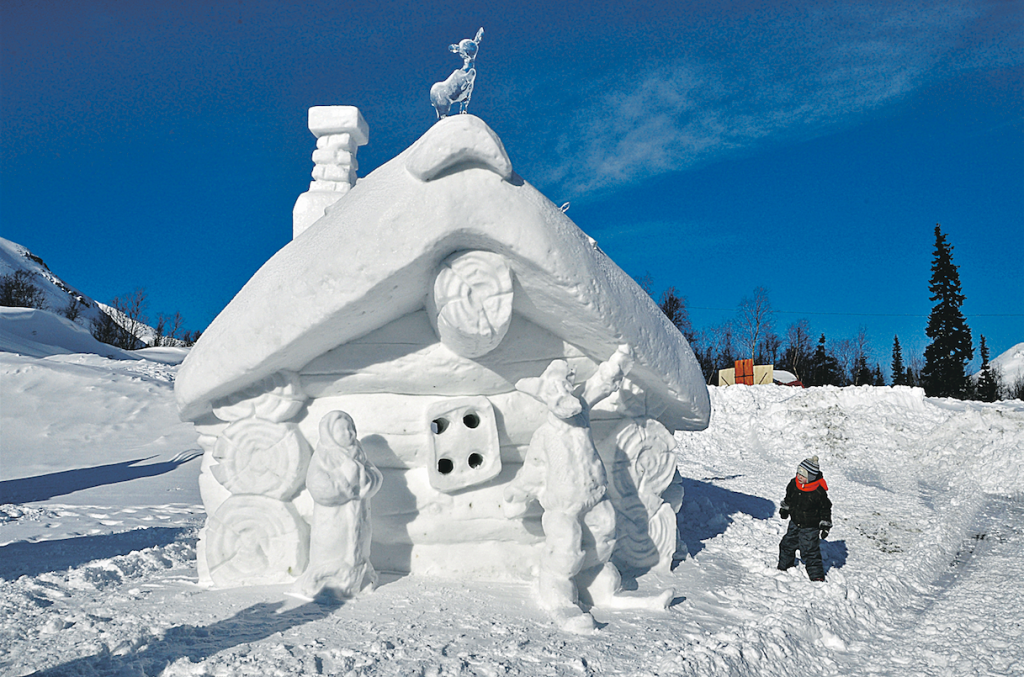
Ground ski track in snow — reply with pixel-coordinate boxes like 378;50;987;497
2;355;1024;676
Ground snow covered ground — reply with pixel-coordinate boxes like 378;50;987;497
2;317;1024;676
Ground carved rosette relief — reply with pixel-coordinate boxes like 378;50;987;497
211;419;311;499
200;371;312;587
205;495;310;587
609;418;683;572
427;250;513;358
211;371;307;424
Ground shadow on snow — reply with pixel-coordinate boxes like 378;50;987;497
675;475;777;558
822;539;849;574
27;598;343;677
0;451;202;504
0;526;193;580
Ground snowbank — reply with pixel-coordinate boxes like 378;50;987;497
679;384;1024;497
0;307;138;360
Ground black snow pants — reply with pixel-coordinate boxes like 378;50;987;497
778;521;824;579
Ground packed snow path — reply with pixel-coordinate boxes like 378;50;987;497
876;496;1024;676
2;350;1023;676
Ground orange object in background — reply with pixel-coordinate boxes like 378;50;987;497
735;359;754;385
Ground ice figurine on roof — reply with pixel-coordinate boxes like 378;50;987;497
174;49;710;632
430;27;483;119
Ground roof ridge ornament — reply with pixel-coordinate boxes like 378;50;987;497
406;114;512;181
430;27;484;120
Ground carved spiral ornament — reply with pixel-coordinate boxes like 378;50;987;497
647;503;681;571
429;250;513;358
211;419;311;499
212;371;306;423
618;420;678;515
610;420;683;571
204;495;310;587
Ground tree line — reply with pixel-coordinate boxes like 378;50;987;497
642;224;1021;402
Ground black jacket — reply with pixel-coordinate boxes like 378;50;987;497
781;478;832;528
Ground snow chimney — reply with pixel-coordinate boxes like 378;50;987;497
292;106;369;239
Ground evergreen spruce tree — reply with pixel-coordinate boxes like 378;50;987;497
891;336;906;386
658;287;692;340
975;335;999;402
873;364;886;386
808;334;843;386
853;354;872;385
922;224;974;398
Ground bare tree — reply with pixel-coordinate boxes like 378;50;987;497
851;326;873;385
634;272;654;297
182;329;203;346
182;327;201;346
154;311;184;347
999;370;1024;401
756;329;782;366
781;320;814;380
91;312;123;347
705;321;739;383
736;286;774;361
0;270;47;309
907;353;925;387
112;289;148;346
831;338;856;386
60;296;86;322
94;289;148;350
689;328;717;384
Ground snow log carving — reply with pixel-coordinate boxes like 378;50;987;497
198;370;313;586
204;495;310;587
211;419;311;499
607;418;684;573
212;371;306;424
427;250;514;358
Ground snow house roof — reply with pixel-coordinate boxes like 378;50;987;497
175;115;710;431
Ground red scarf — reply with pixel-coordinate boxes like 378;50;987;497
796;476;828;492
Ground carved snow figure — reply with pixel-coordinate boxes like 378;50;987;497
505;346;674;633
295;411;383;599
430;27;484;119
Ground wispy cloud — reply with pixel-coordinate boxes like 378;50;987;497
530;1;1020;197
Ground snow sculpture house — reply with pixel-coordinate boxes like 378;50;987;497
174;109;711;589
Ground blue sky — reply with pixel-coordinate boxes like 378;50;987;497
2;0;1021;372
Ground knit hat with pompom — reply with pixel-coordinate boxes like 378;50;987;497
797;455;821;482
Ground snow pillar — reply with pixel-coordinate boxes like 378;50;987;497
292;106;369;239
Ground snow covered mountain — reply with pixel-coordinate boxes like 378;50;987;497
0;236;107;331
1;237;168;348
2;343;1023;675
991;341;1024;393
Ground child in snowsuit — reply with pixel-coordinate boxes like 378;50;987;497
778;455;832;581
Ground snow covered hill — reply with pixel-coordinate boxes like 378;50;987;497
2;345;1022;676
1;237;168;348
0;237;107;331
990;342;1024;396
